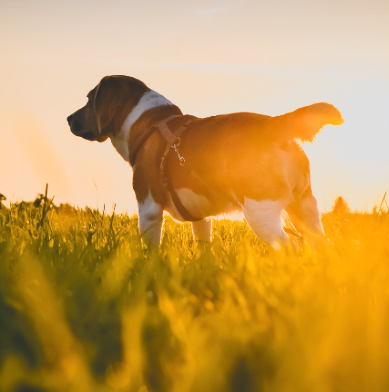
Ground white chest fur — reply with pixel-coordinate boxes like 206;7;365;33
110;90;173;162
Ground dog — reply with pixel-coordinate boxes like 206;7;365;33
67;75;343;249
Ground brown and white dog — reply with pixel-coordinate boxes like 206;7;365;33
67;75;343;249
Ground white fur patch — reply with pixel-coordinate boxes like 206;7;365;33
241;198;288;249
138;192;163;245
110;90;173;162
191;219;212;242
165;188;210;222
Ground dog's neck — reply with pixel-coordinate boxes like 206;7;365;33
109;89;175;162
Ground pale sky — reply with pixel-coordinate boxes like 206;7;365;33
1;0;388;214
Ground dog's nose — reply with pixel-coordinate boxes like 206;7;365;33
67;114;74;125
67;114;82;134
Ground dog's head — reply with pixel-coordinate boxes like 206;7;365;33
67;75;149;142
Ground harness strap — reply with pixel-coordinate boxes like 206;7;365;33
130;114;203;222
157;116;203;222
155;115;182;145
129;114;188;166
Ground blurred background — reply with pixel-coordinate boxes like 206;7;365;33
1;0;388;214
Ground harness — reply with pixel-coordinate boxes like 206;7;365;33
129;114;202;222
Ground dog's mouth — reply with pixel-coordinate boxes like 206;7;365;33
69;125;93;139
73;130;108;143
68;122;96;141
77;131;95;141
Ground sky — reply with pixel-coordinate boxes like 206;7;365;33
0;0;388;215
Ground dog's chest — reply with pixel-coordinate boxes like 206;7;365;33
110;132;130;162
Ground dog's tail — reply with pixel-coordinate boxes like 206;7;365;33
273;103;344;142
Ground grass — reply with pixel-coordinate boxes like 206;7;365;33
0;196;389;392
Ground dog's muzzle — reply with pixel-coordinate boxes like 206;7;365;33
67;114;82;134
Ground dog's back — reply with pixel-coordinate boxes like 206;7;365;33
168;103;343;202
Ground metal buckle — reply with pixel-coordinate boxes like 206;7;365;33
171;138;185;166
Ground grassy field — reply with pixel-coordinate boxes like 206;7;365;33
0;195;389;392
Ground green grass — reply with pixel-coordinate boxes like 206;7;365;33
0;198;389;392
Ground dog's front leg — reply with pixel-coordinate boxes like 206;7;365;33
138;193;163;246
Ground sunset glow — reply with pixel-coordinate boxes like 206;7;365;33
1;0;388;213
2;2;389;391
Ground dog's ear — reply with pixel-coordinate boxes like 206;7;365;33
94;76;123;134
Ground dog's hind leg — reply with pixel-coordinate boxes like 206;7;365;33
191;218;212;242
241;198;289;250
286;193;325;243
138;193;163;246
